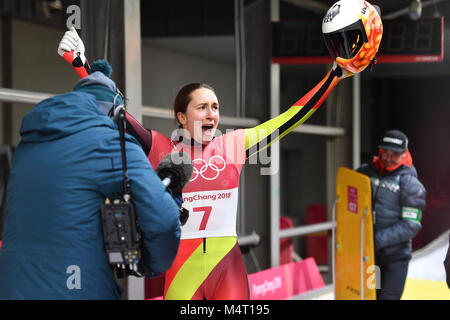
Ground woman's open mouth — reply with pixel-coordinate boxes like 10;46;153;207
202;124;215;137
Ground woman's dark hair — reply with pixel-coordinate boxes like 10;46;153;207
173;83;215;127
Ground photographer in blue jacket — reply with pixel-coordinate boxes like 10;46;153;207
0;62;181;299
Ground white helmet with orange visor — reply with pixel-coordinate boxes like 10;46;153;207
322;0;383;76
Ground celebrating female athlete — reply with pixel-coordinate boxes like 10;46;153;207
58;0;382;300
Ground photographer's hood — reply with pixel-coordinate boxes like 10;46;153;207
20;91;116;143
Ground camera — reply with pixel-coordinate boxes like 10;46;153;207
101;198;150;278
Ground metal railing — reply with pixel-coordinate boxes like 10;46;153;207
0;87;53;105
1;87;346;137
279;221;334;239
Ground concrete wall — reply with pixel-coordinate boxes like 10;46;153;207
141;40;236;116
4;18;78;147
0;16;3;144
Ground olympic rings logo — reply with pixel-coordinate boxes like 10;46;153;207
190;155;226;181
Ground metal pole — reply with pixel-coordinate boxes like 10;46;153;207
278;221;333;238
235;0;242;118
270;64;281;268
238;231;261;247
123;0;144;300
124;0;143;123
238;0;247;237
294;124;345;136
270;0;280;268
352;73;361;169
0;88;52;105
234;0;247;238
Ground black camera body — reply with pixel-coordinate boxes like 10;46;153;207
101;199;150;278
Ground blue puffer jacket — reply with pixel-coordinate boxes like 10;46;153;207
358;155;426;261
0;91;180;299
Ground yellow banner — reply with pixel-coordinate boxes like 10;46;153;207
335;167;376;300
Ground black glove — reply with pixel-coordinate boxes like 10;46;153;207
170;192;189;226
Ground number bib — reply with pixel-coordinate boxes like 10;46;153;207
148;129;247;240
181;188;239;239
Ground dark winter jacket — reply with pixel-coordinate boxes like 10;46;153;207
357;151;426;261
0;89;181;299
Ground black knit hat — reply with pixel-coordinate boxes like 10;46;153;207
378;129;408;153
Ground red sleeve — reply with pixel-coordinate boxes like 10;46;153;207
62;51;91;78
148;131;174;169
125;111;153;156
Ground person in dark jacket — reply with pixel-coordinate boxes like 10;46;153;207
0;63;181;299
357;129;426;300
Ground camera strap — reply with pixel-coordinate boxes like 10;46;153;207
101;105;151;278
117;107;131;202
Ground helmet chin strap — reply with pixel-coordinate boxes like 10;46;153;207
368;56;377;72
332;61;353;79
332;61;343;77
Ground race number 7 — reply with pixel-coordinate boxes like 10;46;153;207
193;206;212;231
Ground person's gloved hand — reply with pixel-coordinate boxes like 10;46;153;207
169;192;189;226
179;207;189;226
57;27;86;66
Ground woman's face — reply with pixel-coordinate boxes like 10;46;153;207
177;88;220;144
